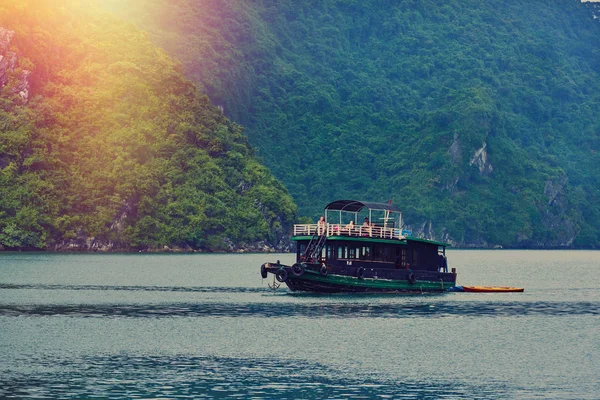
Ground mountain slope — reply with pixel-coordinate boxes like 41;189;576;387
0;0;296;251
105;0;600;248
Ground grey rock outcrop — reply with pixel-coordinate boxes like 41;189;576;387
469;142;493;175
0;26;30;103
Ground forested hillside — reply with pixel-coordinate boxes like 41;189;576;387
105;0;600;248
0;0;296;251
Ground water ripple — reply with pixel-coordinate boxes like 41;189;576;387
0;301;597;319
0;283;268;293
0;354;507;399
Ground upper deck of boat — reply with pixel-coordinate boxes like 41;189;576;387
293;223;404;241
292;200;451;247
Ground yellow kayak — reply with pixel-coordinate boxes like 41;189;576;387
461;286;524;293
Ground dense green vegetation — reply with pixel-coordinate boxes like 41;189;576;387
0;0;296;251
105;0;600;248
2;0;599;249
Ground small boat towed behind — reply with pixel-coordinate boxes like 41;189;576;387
457;286;524;293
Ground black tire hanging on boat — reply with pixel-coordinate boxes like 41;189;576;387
319;265;328;276
292;263;304;277
356;267;365;279
407;270;416;284
276;268;288;282
260;263;268;279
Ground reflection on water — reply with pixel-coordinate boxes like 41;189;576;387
0;354;501;399
1;298;598;319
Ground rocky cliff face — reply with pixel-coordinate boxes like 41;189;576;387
0;27;30;103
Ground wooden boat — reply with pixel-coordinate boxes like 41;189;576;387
261;200;456;293
460;286;524;293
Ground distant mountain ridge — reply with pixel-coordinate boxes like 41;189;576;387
103;0;600;248
2;0;600;250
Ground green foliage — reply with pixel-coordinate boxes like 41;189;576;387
106;0;600;248
0;0;296;250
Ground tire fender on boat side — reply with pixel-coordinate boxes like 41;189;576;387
319;264;328;276
407;270;416;284
356;267;365;279
276;268;288;282
292;263;305;277
260;263;268;279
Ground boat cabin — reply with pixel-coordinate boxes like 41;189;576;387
292;200;448;273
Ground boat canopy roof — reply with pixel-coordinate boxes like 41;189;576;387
324;200;401;213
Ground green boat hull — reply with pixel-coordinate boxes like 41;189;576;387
280;269;454;293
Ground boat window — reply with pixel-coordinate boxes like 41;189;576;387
348;247;356;259
337;245;367;260
396;247;407;268
361;246;371;260
341;245;350;259
371;246;390;262
327;245;335;260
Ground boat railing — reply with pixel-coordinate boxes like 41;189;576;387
293;223;405;240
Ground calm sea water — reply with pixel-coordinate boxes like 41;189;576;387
0;250;598;399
